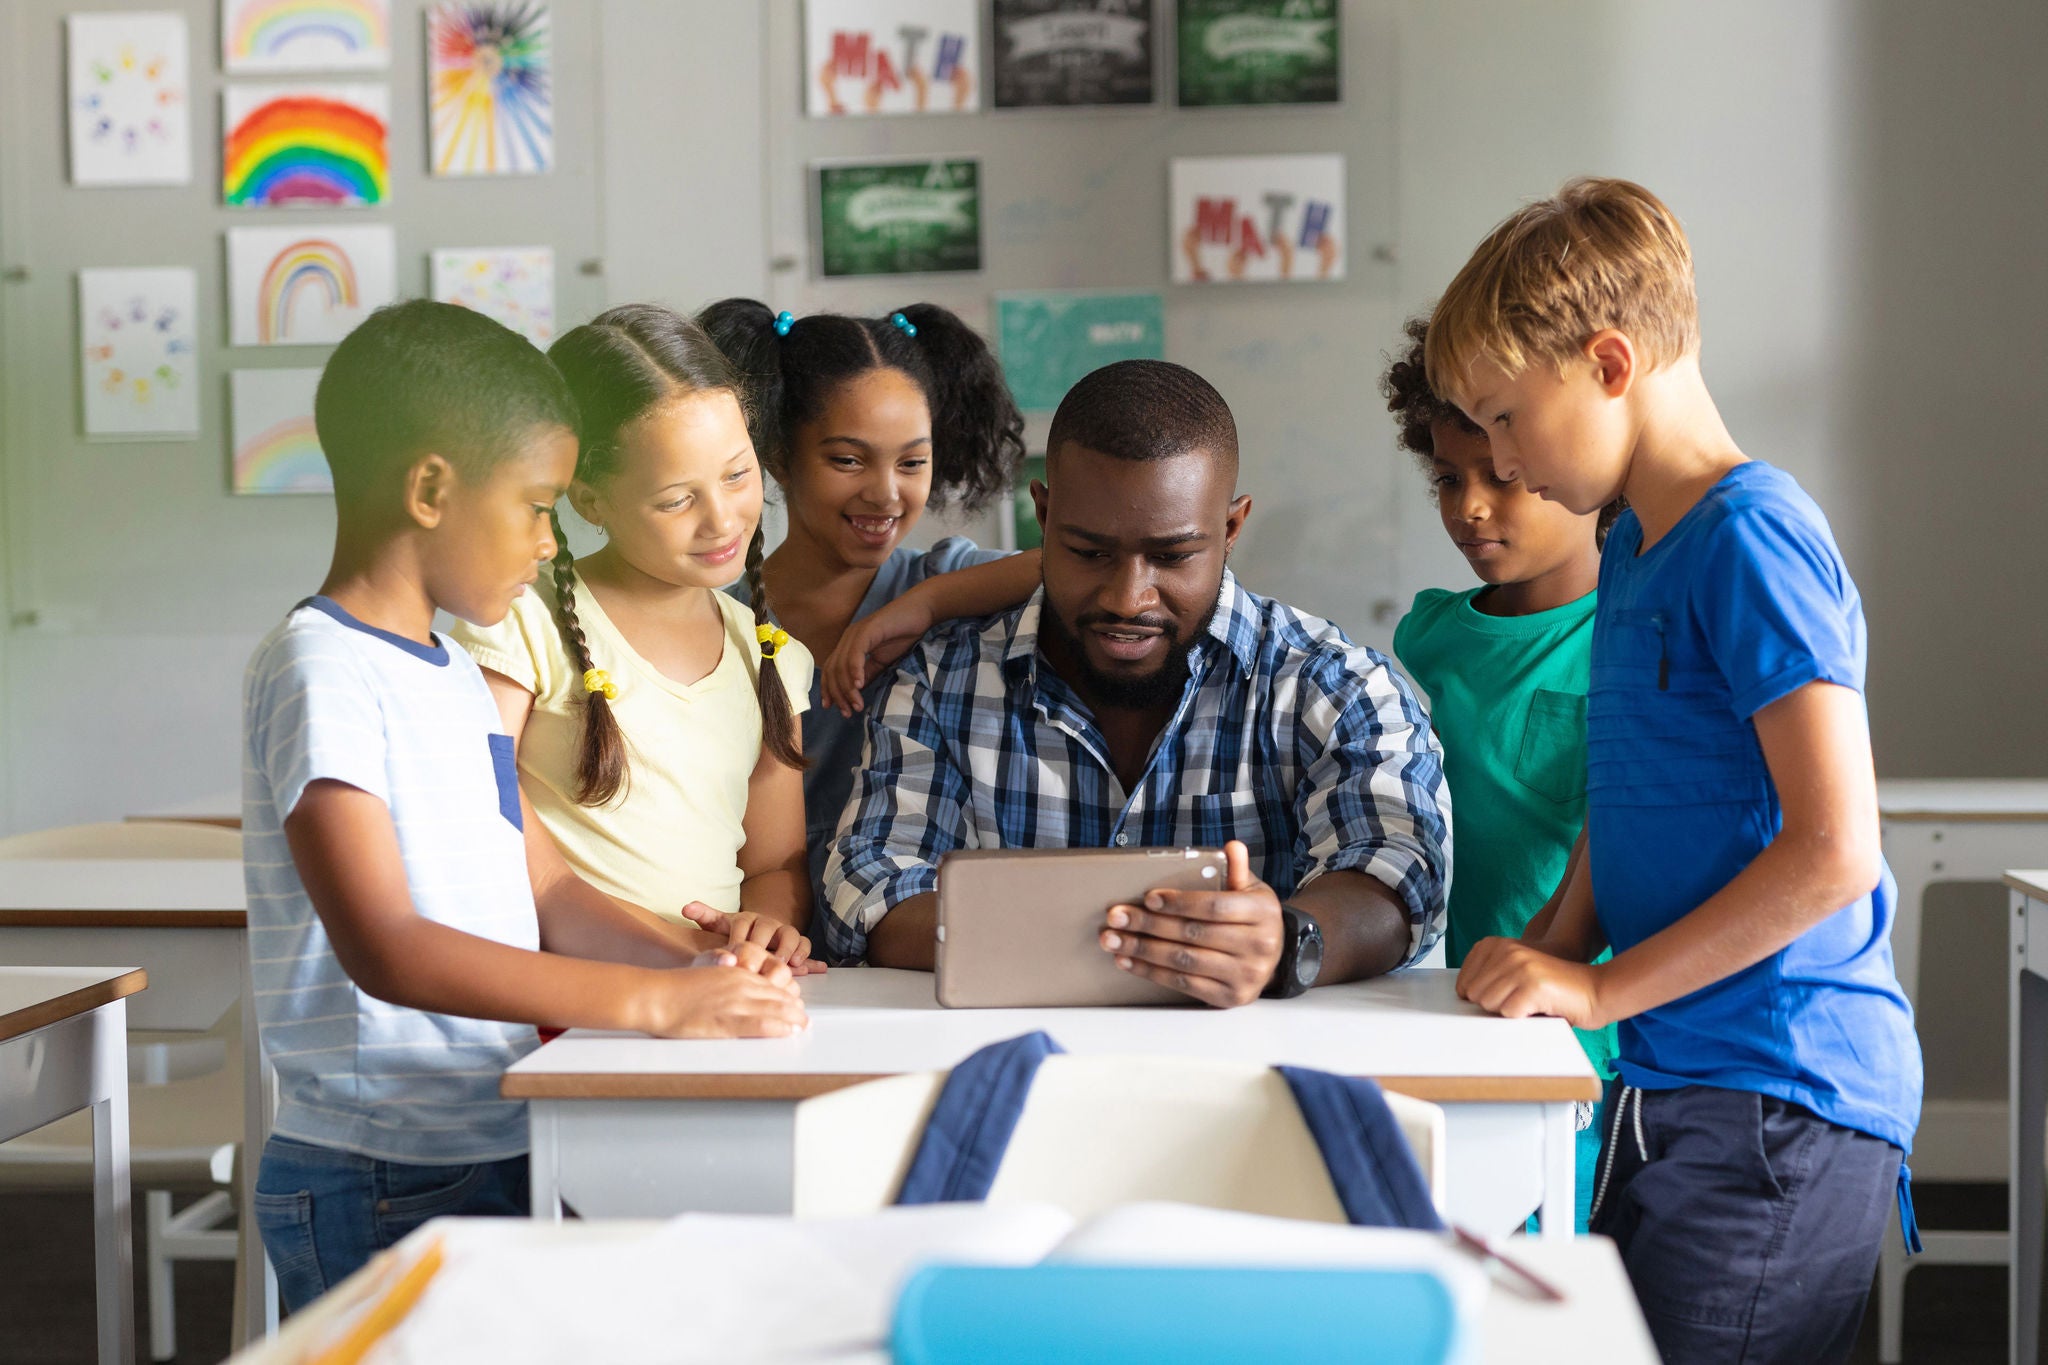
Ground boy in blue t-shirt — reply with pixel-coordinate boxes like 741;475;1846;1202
1429;179;1921;1363
243;301;806;1308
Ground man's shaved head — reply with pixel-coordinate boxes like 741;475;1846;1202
1045;359;1239;482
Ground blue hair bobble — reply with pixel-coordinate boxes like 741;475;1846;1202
774;311;796;337
890;311;918;338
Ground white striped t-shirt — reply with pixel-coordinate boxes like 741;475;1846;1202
242;597;539;1163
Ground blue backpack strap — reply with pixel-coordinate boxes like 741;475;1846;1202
1277;1066;1446;1231
895;1032;1066;1205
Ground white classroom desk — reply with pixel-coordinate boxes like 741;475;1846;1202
1873;780;2048;1363
0;858;275;1345
223;1214;1660;1365
505;967;1600;1240
2007;870;2048;1365
0;965;147;1365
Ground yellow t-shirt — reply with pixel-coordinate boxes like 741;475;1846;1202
449;575;813;921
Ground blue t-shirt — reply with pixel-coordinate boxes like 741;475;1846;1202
733;536;1008;904
1589;462;1920;1152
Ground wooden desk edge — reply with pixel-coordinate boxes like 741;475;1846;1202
2004;873;2048;899
0;909;247;928
0;967;148;1042
502;1071;1602;1103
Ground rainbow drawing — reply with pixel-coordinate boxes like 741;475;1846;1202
233;414;330;492
231;368;332;494
222;0;391;73
228;224;393;346
428;3;553;176
257;238;356;342
223;85;388;207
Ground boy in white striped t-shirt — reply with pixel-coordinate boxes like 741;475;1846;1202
243;301;807;1310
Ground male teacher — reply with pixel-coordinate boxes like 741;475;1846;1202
822;360;1451;1006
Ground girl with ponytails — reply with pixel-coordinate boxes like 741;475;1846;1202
451;304;817;969
698;300;1038;954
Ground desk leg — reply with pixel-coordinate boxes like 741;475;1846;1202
234;938;278;1348
2015;892;2048;1365
530;1102;563;1222
89;999;136;1365
1538;1101;1575;1241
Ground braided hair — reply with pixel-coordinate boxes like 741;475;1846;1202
544;304;804;807
696;299;1025;515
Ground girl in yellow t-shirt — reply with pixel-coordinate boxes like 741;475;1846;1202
451;305;817;970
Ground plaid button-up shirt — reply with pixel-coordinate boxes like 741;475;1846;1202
820;572;1452;966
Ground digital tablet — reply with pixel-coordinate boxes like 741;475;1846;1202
934;846;1229;1008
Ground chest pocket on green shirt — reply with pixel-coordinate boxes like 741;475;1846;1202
1514;689;1588;806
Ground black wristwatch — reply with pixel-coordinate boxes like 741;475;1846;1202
1263;903;1324;999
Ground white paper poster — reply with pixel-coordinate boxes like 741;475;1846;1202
221;0;393;73
226;224;396;347
78;268;200;439
427;2;555;175
222;84;391;208
1169;154;1345;285
431;247;555;345
67;12;192;186
230;368;332;494
804;0;982;116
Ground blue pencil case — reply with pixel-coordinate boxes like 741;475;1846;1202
892;1262;1467;1365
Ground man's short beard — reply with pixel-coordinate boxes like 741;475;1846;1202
1040;588;1222;711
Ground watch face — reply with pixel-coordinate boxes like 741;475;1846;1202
1295;922;1324;987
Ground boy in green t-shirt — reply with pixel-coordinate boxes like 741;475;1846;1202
1382;316;1618;1232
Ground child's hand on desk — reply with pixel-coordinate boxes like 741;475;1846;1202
1098;840;1283;1009
820;598;936;716
1456;937;1609;1030
689;905;826;976
641;959;809;1039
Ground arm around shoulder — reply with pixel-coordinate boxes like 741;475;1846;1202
819;645;977;967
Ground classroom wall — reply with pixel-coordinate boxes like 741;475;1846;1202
0;0;608;829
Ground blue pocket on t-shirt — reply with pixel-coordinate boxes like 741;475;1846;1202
487;734;523;831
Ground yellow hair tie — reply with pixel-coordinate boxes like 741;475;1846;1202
581;668;618;701
756;624;791;660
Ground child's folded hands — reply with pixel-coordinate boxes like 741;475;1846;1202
687;904;825;976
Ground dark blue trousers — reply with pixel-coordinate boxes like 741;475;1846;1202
1588;1081;1901;1365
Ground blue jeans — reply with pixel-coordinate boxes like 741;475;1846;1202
254;1134;529;1311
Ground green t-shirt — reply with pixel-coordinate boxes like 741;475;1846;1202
1394;586;1617;1079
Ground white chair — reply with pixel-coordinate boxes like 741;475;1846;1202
791;1054;1447;1224
0;819;244;1361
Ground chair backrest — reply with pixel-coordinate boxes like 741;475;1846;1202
0;820;241;860
792;1055;1446;1224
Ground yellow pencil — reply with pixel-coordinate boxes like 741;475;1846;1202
307;1236;446;1365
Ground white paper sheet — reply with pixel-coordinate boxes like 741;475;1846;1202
370;1203;1074;1364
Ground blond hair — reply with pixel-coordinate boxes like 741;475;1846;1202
1425;177;1699;408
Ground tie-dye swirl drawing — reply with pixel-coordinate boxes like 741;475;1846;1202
428;3;553;176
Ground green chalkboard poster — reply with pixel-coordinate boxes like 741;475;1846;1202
1175;0;1339;107
996;290;1166;413
815;159;983;277
1011;454;1048;550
